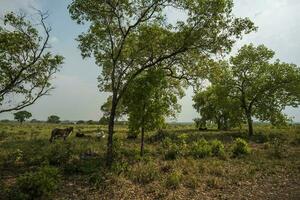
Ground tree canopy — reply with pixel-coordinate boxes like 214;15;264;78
47;115;61;124
14;110;32;124
193;83;243;130
0;11;64;113
68;0;256;166
123;69;183;155
209;44;300;135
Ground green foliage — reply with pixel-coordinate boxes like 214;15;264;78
45;143;73;166
47;115;61;124
268;132;287;158
68;0;255;165
14;111;32;124
209;44;300;135
163;138;182;160
190;138;212;158
193;84;243;130
164;144;181;160
166;170;182;189
210;139;225;157
9;165;60;200
123;69;183;138
0;12;63;113
231;138;251;157
88;171;111;189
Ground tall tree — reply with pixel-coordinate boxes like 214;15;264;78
47;115;61;124
0;11;64;113
193;84;243;130
123;69;183;156
68;0;255;167
14;110;32;124
218;44;300;136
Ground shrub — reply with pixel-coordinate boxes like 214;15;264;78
129;162;158;184
190;138;212;158
269;132;287;158
166;170;182;189
111;161;129;175
164;143;181;160
9;165;60;200
112;137;123;159
210;139;225;157
45;143;73;166
231;138;251;157
89;171;111;188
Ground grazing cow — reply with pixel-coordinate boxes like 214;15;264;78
49;127;73;143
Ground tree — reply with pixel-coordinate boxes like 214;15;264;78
0;11;64;113
123;69;183;156
193;84;243;130
218;44;300;136
100;96;125;122
68;0;256;167
47;115;60;124
14;111;32;124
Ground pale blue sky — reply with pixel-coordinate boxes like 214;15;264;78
0;0;299;122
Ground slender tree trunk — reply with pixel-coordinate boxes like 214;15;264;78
106;94;117;168
140;125;145;157
246;112;253;136
140;104;146;157
217;119;221;130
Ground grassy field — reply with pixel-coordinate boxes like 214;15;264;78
0;123;299;199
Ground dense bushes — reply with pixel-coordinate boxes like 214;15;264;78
9;165;60;200
162;137;228;159
211;139;225;157
45;142;74;166
231;138;251;157
190;139;212;158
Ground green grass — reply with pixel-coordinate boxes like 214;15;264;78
0;122;299;199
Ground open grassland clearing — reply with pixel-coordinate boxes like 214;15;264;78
0;123;299;199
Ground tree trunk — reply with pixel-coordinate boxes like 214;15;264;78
140;125;145;157
140;104;146;157
246;112;253;136
106;94;117;168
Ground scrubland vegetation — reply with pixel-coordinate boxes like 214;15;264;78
0;123;299;199
1;0;300;199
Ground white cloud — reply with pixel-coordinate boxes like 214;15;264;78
0;0;41;16
50;36;59;44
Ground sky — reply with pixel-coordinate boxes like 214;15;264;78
0;0;299;122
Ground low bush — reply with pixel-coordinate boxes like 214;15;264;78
45;142;73;166
9;165;60;200
210;139;225;158
231;138;251;157
166;170;182;189
164;144;181;160
269;132;287;158
190;138;212;158
89;171;111;188
129;161;158;184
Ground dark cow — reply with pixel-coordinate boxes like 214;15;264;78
49;127;73;143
